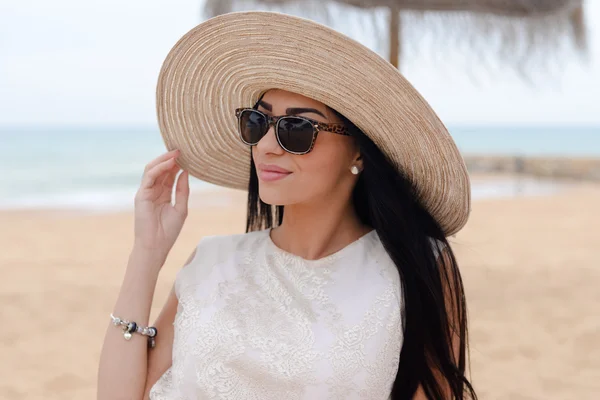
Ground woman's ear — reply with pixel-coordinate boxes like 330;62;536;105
354;153;363;170
350;152;364;173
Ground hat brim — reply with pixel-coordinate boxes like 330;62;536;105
156;10;471;236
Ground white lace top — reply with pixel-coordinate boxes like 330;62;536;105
149;228;404;400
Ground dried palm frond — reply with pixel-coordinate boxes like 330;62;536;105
202;0;587;82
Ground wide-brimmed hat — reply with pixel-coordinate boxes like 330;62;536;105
156;10;471;236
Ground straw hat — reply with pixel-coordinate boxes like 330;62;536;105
156;10;471;236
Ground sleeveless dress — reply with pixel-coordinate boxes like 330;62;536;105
149;228;406;400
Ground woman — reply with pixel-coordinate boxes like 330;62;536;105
98;11;477;400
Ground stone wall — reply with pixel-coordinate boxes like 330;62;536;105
463;155;600;181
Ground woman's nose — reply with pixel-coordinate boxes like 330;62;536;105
255;124;284;155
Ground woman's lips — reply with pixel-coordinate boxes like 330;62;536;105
257;164;292;182
259;170;291;181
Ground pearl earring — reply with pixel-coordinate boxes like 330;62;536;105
350;165;360;175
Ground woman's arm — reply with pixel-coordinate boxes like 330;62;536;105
97;149;190;399
97;247;196;400
97;248;166;400
142;248;197;399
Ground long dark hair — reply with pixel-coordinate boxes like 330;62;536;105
245;97;477;399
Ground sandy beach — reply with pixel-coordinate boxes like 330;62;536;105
0;175;598;400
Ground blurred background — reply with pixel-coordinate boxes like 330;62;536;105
1;0;598;399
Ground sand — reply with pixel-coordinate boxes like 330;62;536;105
0;177;598;399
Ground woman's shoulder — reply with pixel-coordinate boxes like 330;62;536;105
183;229;269;267
194;229;268;252
174;230;269;298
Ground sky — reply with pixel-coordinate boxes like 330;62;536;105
1;0;599;127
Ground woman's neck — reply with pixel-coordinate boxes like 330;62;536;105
270;195;371;261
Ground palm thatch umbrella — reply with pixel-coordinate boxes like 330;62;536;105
202;0;587;78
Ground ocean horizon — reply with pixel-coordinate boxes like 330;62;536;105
1;125;598;211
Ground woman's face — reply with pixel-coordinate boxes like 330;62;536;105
252;89;362;207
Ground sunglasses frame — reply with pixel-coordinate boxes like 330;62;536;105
235;107;351;155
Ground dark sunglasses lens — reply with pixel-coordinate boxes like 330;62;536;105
277;117;315;153
239;110;267;145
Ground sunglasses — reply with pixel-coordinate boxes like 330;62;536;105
234;107;351;155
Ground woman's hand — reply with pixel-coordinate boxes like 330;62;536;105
133;149;190;263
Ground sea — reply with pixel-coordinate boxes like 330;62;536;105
1;125;598;212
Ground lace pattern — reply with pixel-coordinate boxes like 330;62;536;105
150;229;404;399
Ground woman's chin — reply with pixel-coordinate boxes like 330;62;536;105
258;185;296;206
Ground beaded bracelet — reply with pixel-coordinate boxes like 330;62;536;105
110;313;158;348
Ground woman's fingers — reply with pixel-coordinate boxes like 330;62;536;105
143;149;180;174
158;161;180;189
142;157;178;189
174;170;190;215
